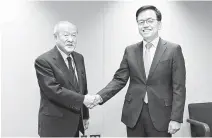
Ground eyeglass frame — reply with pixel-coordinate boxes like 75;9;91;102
137;18;158;26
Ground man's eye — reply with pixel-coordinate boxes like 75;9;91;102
71;34;77;37
64;34;69;36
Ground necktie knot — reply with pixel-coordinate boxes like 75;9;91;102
145;43;153;49
67;56;72;62
67;56;74;71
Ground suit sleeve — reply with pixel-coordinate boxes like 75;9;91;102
98;47;130;104
34;58;84;111
171;45;186;123
81;57;89;119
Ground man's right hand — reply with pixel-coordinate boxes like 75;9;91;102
83;94;103;109
83;95;96;108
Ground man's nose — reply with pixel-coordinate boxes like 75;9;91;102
143;21;149;27
67;36;74;42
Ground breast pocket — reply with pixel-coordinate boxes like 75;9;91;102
157;59;172;72
159;59;171;64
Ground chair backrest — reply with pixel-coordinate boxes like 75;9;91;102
188;102;212;137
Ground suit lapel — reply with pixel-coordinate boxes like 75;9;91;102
51;47;77;89
135;41;147;82
147;38;167;80
72;52;83;94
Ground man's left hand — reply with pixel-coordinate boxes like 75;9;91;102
83;119;89;130
168;120;181;134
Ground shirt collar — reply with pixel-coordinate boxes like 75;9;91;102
143;36;160;48
56;46;72;60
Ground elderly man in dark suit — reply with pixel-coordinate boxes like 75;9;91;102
35;21;95;137
91;5;186;137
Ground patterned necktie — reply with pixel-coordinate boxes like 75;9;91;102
143;42;153;103
144;43;153;78
67;56;79;90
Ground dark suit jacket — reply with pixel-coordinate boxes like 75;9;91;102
98;38;186;131
35;46;89;137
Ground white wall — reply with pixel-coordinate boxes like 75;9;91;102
1;0;212;137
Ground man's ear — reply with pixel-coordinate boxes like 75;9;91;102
54;32;60;39
158;21;162;30
53;34;57;39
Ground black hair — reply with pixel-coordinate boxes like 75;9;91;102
136;5;162;21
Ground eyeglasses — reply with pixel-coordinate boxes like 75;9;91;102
137;18;157;26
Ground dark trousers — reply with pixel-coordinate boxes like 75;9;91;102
127;103;171;137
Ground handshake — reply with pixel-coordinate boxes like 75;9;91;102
83;94;103;109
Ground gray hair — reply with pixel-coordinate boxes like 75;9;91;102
53;21;78;38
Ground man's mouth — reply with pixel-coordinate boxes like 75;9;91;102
66;44;73;46
142;29;151;33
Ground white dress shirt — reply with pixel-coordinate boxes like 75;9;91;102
56;46;78;82
143;37;160;67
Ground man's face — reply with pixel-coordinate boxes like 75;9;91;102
55;23;77;55
137;9;161;42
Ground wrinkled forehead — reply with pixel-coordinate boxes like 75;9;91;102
56;22;78;34
137;9;157;20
